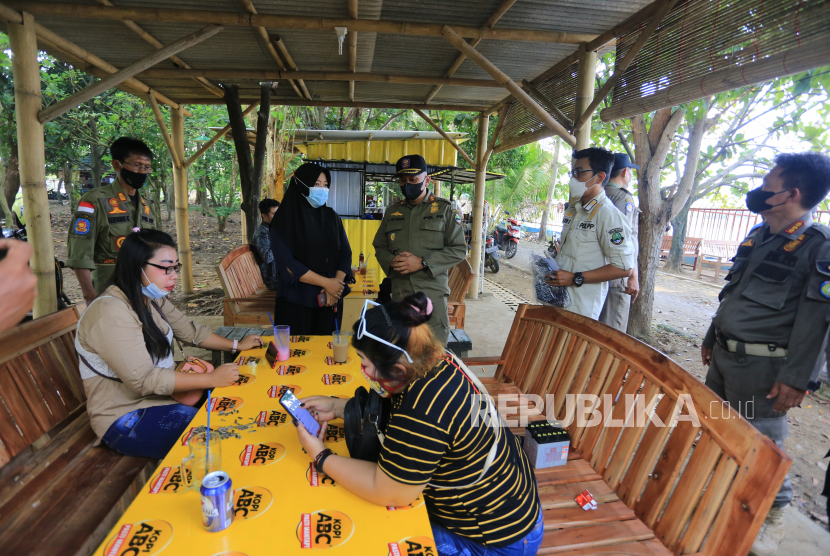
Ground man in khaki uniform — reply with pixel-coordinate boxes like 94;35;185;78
67;138;159;302
373;155;467;345
599;153;641;332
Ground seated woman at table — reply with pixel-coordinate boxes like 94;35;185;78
296;293;543;556
269;162;352;335
76;229;262;459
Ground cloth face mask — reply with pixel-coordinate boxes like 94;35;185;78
400;180;424;201
305;186;329;208
141;269;170;299
745;186;789;214
361;364;392;398
119;167;148;189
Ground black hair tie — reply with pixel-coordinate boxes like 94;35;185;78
379;305;393;327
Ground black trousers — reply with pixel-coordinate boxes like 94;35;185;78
274;297;339;336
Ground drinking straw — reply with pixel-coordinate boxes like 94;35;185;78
334;316;340;343
206;388;212;476
268;312;285;349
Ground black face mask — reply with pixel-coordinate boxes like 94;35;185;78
400;180;424;201
745;186;789;214
119;167;148;189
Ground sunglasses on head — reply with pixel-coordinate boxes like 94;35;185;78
357;299;413;364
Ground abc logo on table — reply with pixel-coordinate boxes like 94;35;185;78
233;486;273;519
102;519;173;556
147;466;191;494
239;442;286;466
296;510;354;549
277;364;307;376
388;536;437;556
306;461;337;487
208;396;244;412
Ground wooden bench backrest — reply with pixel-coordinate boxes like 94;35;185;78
702;240;741;259
0;306;86;468
494;305;789;556
661;235;703;255
217;245;267;300
448;259;474;304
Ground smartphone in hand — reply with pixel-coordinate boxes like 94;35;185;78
280;390;321;436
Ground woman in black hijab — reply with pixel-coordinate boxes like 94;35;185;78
269;163;352;335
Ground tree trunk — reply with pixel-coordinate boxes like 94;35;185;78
165;172;175;221
666;194;693;272
4;142;20;208
198;176;210;215
265;115;277;199
538;137;561;242
63;162;76;211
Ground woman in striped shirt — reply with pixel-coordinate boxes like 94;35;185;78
295;292;543;555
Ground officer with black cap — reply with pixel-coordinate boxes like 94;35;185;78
372;155;467;345
599;153;641;332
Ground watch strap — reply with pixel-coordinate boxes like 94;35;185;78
232;339;238;353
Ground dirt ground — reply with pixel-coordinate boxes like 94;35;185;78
49;201;829;525
489;236;830;527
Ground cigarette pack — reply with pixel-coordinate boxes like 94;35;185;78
523;421;570;469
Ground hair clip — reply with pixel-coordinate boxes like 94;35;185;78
379;305;393;327
132;227;141;233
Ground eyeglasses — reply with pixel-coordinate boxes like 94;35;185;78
121;161;153;173
569;167;596;179
146;262;182;275
357;299;413;364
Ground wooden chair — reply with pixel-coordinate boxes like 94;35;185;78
660;235;703;270
215;244;277;327
696;240;741;282
465;305;790;555
448;258;474;329
0;306;156;556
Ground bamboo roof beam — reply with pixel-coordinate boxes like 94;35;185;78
425;0;518;104
483;104;509;162
38;24;223;123
147;91;182;169
521;79;573;129
185;102;259;168
94;0;223;98
271;36;311;100
348;0;357;102
0;3;190;115
236;0;307;100
8;2;598;44
138;68;502;88
441;26;576;147
190;99;489;111
414;109;477;170
572;0;677;132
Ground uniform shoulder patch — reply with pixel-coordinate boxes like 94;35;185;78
740;237;754;247
782;233;807;252
785;221;805;235
607;227;624;245
117;192;127;202
583;198;599;212
821;281;830;299
115;236;126;250
74;217;91;235
625;202;634;214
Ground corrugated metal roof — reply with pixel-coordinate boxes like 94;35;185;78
24;0;658;109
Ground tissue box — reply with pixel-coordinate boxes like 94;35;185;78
523;421;570;469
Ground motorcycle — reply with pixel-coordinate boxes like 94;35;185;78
494;210;520;259
484;235;500;273
546;232;561;259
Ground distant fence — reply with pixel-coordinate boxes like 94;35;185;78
687;208;830;242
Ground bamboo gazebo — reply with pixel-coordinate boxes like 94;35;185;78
2;0;827;317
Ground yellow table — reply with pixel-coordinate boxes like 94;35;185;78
93;336;435;556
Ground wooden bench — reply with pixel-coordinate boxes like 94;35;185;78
216;244;276;327
696;240;741;282
448;258;474;329
465;305;790;555
660;235;702;270
0;306;156;556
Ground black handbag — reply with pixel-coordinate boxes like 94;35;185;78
343;386;390;462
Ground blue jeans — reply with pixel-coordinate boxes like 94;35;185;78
102;404;199;459
431;509;544;556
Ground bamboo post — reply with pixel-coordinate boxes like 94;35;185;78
468;113;489;300
348;0;358;102
147;92;182;169
575;44;596;150
442;26;576;147
9;11;56;317
414;109;476;170
171;106;193;294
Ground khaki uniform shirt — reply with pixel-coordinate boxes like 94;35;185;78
556;190;635;319
372;192;467;339
77;286;214;440
604;182;639;290
67;181;159;293
703;214;830;390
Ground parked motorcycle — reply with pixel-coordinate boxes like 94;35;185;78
494;210;520;259
546;232;561;259
484;235;500;273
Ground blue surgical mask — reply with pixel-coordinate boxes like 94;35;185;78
305;186;329;208
141;269;170;299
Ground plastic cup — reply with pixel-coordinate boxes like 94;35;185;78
275;325;290;361
332;331;352;363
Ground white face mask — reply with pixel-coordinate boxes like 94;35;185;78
568;176;590;202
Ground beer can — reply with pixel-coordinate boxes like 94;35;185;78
201;470;234;532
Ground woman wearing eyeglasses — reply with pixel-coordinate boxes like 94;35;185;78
75;229;263;458
295;292;543;556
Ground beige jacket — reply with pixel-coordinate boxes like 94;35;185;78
77;285;213;440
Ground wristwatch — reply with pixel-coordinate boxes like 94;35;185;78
573;272;585;287
421;257;429;270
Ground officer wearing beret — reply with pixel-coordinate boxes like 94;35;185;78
372;155;467;345
599;153;641;332
700;152;830;555
67;137;160;303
